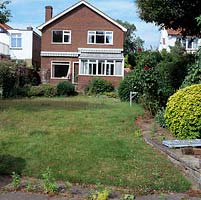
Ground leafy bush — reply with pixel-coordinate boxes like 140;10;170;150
28;84;57;97
164;84;201;139
57;81;75;96
103;91;118;98
86;78;114;95
118;51;161;114
181;64;201;88
0;61;17;98
28;85;44;97
181;48;201;88
155;108;166;128
0;61;41;98
18;68;41;87
118;47;194;114
119;51;161;99
16;86;31;97
139;94;160;115
42;84;57;97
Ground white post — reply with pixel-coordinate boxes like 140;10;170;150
130;91;138;107
0;87;3;98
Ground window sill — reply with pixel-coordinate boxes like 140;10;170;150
79;74;123;77
87;43;113;45
51;77;70;80
10;48;22;50
51;43;71;45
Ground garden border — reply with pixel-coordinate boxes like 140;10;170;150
143;136;201;189
136;117;201;190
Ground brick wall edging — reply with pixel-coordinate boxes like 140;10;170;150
143;136;201;189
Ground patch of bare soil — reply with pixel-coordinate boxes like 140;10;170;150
0;175;11;188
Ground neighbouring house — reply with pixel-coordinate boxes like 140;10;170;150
0;23;41;68
0;23;11;59
37;0;127;91
158;28;201;53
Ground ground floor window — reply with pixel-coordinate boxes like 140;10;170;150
51;61;70;79
80;60;122;76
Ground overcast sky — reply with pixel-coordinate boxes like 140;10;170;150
7;0;161;49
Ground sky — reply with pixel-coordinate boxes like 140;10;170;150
7;0;161;49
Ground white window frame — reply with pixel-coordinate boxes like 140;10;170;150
52;30;71;44
87;31;113;45
80;59;122;76
105;60;115;76
10;33;22;48
51;61;71;79
181;37;199;50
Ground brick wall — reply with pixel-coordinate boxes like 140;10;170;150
41;4;124;52
32;32;41;68
77;75;122;91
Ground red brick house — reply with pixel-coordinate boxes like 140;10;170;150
38;0;127;90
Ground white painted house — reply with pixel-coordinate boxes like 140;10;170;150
0;24;10;58
0;24;41;67
159;28;201;53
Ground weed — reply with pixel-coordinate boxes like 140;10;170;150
65;180;73;188
123;194;135;200
134;129;142;138
26;181;35;192
159;193;165;200
11;172;21;190
41;167;57;193
91;189;109;200
150;121;156;139
96;182;104;192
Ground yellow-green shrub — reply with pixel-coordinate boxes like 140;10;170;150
164;84;201;139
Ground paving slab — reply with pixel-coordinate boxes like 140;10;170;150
0;192;201;200
0;192;70;200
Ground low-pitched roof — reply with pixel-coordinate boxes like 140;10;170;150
0;23;12;30
167;28;182;36
37;0;127;32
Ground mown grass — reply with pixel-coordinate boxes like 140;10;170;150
0;96;191;194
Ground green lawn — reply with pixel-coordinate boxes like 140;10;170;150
0;96;190;194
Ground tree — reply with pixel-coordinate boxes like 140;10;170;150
116;19;144;54
136;0;201;37
0;0;11;24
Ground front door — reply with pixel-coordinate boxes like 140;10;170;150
72;62;79;84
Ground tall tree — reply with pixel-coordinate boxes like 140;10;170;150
0;0;11;24
116;19;144;54
136;0;201;37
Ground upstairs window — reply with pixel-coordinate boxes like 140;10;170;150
88;31;113;44
52;30;71;44
11;33;22;48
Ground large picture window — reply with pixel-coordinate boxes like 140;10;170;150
51;61;70;79
80;60;122;76
11;33;22;48
88;31;113;44
52;30;71;44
